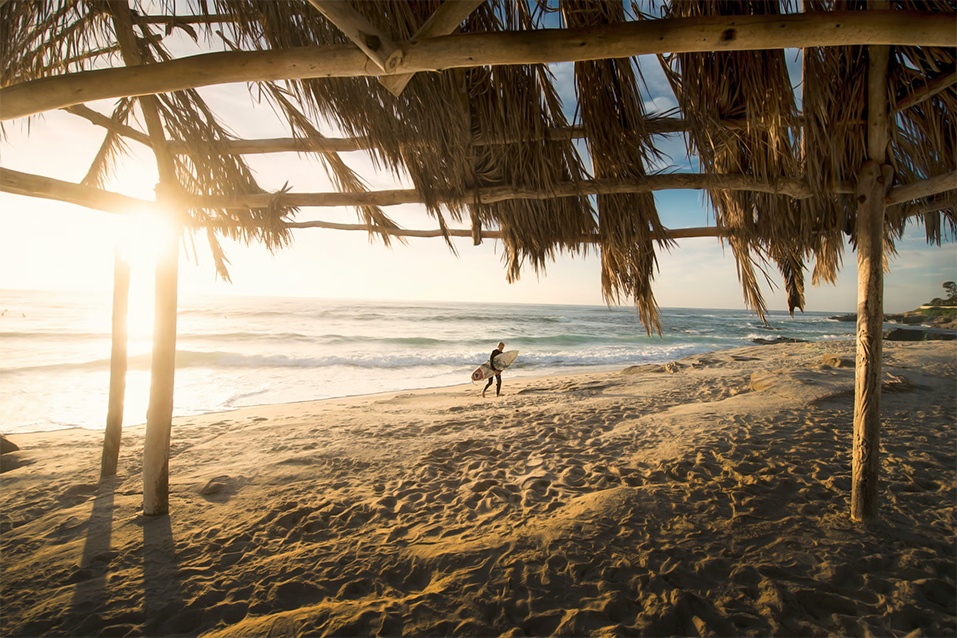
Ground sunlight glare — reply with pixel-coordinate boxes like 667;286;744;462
114;210;179;343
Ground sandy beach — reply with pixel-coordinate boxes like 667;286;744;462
1;339;954;637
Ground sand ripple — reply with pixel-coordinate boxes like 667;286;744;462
1;341;954;637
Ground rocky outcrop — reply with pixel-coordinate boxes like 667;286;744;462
831;313;925;324
884;328;956;342
927;315;957;330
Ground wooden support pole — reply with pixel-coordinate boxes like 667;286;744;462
143;187;180;516
851;24;893;523
100;248;130;478
3;11;954;121
107;0;182;516
852;160;892;524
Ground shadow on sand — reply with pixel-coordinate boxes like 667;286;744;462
143;512;186;636
66;477;188;636
67;476;117;634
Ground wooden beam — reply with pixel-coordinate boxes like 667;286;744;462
281;219;725;242
65;107;853;161
0;166;157;214
0;161;854;214
0;165;726;241
65;104;152;146
167;134;367;155
156;119;745;156
893;195;955;219
885;169;957;206
894;69;957;114
139;14;237;25
10;156;951;220
305;0;403;73
3;11;953;121
189;174;824;209
378;0;485;96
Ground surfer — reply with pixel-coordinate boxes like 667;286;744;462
482;342;506;398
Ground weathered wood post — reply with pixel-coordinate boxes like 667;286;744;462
143;193;180;515
851;9;893;523
100;247;130;477
107;0;182;515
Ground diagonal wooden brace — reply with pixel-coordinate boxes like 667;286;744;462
306;0;403;73
379;0;486;97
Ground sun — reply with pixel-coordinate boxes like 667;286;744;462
114;210;182;344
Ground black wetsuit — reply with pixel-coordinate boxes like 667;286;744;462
484;349;503;396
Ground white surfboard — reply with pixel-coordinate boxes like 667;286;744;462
470;350;519;382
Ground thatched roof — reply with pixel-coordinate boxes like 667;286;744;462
1;0;955;331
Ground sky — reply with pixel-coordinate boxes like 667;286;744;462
1;21;954;315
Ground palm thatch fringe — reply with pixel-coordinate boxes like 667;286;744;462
662;0;809;319
561;0;669;333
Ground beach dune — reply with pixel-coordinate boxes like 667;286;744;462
1;340;954;637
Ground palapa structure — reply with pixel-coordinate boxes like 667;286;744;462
1;0;954;523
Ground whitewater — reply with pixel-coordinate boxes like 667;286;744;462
0;289;854;434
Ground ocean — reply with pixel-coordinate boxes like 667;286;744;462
0;289;854;434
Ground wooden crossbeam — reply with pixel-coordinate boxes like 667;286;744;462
188;174;834;209
4;11;953;121
1;166;949;253
886;170;957;206
139;14;237;24
65;104;152;146
1;166;157;214
60;108;722;155
379;0;486;96
280;219;725;242
894;69;957;114
5;165;951;220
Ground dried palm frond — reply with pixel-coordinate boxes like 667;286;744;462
81;98;135;189
467;60;596;283
562;0;670;334
662;0;808;319
128;6;297;280
887;0;956;243
255;83;402;247
3;0;954;319
1;1;117;88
